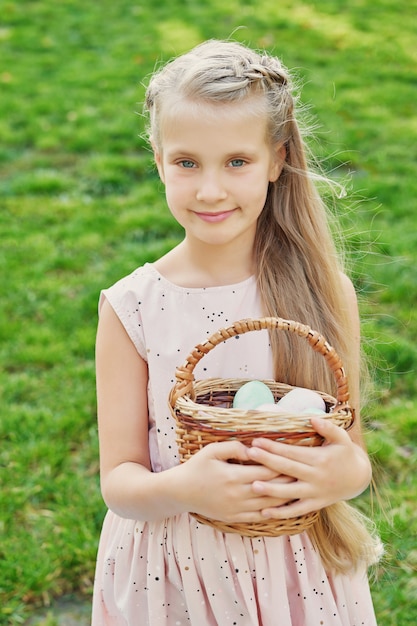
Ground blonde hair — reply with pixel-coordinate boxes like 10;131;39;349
145;39;381;573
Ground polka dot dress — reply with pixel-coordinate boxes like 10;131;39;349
92;263;377;625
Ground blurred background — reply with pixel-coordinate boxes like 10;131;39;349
1;1;416;624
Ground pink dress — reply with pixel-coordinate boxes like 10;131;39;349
92;263;377;626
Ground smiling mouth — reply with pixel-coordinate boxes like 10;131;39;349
195;209;237;223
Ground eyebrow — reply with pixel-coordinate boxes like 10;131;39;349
164;148;195;159
165;147;260;160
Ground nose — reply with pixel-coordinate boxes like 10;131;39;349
196;171;227;203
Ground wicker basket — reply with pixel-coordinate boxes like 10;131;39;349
169;317;354;537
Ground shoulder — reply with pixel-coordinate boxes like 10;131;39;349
98;263;159;360
338;271;358;303
100;263;160;309
103;263;155;295
338;271;360;338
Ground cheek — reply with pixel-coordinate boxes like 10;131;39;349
163;182;190;220
165;171;194;196
164;178;182;201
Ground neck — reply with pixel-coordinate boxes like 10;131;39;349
155;238;255;288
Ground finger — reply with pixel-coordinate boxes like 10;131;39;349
268;474;296;485
249;428;347;464
214;488;294;522
224;508;286;524
247;444;315;479
310;416;350;444
206;440;252;462
236;464;282;483
249;438;318;464
204;442;281;481
252;478;305;500
246;493;295;511
208;439;296;470
261;498;321;519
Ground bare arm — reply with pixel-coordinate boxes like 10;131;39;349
96;299;293;522
338;271;365;447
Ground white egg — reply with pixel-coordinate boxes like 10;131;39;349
276;387;326;413
256;403;280;412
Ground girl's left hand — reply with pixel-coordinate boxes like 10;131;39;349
246;417;372;519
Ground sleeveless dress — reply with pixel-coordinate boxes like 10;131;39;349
92;263;377;626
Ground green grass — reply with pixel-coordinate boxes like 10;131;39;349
1;0;416;623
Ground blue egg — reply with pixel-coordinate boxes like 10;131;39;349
233;380;275;410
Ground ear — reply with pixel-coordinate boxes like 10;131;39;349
151;137;165;183
269;143;286;183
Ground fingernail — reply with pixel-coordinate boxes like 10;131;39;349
252;481;264;493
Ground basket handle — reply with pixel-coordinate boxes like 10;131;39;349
170;317;350;407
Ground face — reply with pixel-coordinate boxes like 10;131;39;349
153;97;284;252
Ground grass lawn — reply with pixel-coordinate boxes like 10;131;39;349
1;1;416;624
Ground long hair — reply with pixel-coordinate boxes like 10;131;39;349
144;39;381;573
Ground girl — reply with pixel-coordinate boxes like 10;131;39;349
92;40;381;625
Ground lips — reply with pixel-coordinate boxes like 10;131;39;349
195;209;236;223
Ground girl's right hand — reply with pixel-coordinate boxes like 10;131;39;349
177;441;294;523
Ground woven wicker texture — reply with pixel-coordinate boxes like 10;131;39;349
169;317;354;536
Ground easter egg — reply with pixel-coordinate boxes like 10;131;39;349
301;407;326;415
276;387;326;413
233;380;275;410
256;403;280;412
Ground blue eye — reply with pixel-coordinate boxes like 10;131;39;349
179;160;195;168
229;159;245;167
